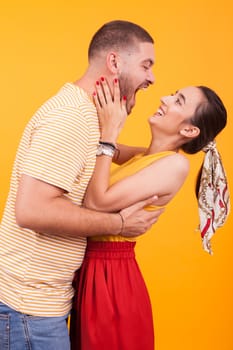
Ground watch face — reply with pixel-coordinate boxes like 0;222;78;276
96;144;103;156
96;144;114;157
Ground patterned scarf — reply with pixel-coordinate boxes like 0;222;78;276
198;140;230;254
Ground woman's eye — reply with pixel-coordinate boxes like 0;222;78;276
175;98;182;105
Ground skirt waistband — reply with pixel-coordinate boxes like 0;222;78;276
85;241;136;259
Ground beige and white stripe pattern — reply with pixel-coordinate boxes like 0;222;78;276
0;83;100;316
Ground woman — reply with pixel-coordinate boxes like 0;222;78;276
70;80;229;350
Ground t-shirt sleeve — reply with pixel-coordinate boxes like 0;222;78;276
22;106;90;193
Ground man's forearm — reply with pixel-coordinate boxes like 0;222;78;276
16;194;121;238
15;174;121;237
15;174;161;239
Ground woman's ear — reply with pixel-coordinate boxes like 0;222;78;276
106;52;120;74
180;124;200;138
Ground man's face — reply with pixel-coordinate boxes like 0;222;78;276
117;42;155;114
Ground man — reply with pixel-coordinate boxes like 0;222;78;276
0;20;161;349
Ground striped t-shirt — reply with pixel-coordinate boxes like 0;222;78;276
0;83;100;316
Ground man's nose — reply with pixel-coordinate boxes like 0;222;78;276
147;69;155;85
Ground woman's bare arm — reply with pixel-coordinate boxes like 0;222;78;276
84;152;189;212
113;144;147;165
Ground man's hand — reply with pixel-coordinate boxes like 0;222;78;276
119;196;164;237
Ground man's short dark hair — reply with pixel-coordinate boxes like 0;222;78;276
88;20;154;61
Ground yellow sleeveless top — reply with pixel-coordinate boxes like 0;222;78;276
90;150;175;242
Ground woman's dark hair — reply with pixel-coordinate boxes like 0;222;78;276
181;86;227;198
88;20;154;61
181;86;227;154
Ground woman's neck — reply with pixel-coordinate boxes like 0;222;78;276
144;137;180;155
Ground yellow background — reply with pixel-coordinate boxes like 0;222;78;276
1;1;232;349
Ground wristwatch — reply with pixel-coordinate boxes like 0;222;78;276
96;143;115;157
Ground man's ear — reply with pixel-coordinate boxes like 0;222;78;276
106;52;120;74
180;124;200;138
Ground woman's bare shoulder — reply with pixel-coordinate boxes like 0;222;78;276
148;152;190;174
167;152;190;171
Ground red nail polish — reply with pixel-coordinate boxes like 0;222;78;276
114;78;118;83
100;77;105;81
96;81;100;85
93;92;96;96
123;95;127;100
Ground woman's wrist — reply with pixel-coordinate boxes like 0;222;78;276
100;131;119;144
96;142;116;157
99;141;116;149
97;141;120;160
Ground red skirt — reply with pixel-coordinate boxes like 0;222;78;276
70;241;154;350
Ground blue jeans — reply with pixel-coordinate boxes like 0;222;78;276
0;302;70;350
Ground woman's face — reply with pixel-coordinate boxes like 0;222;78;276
149;86;206;135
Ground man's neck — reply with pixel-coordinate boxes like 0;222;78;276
74;65;115;98
73;76;94;97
